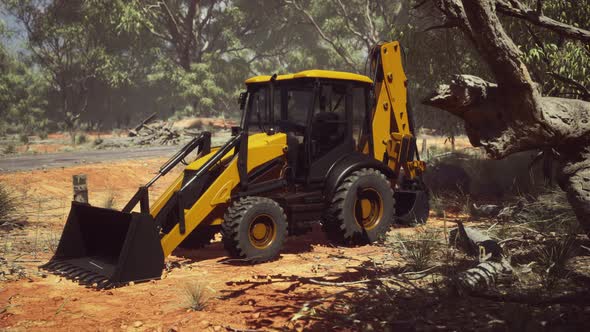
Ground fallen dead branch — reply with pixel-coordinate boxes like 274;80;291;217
450;222;514;293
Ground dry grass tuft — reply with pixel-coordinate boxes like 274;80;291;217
0;182;21;229
184;281;211;311
537;233;577;289
100;192;116;209
390;228;440;271
513;189;578;233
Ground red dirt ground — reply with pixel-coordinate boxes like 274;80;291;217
0;159;455;331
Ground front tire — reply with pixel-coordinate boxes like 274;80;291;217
222;197;287;263
323;168;394;244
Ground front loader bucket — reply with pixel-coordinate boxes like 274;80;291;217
41;202;164;288
395;190;430;225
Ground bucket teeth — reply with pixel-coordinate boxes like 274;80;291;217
41;260;117;289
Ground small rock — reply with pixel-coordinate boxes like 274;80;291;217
212;326;222;332
129;281;135;286
251;312;261;319
200;320;210;327
105;291;114;296
133;321;143;328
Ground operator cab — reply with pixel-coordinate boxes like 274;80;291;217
240;70;373;184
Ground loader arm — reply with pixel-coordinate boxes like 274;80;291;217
159;132;287;257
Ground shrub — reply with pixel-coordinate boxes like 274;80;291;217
18;133;29;145
93;137;104;146
75;133;88;145
2;144;16;155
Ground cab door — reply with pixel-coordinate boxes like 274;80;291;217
306;82;355;182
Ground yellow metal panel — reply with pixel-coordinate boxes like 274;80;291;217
160;133;287;257
150;146;224;216
371;41;411;162
381;41;410;136
184;147;223;171
245;70;373;84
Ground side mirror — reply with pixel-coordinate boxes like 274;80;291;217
238;92;247;110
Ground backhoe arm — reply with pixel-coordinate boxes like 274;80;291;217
369;41;426;180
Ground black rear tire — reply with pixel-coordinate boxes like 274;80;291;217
323;168;394;245
222;196;287;263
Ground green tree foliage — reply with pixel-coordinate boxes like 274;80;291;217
0;23;48;135
507;0;590;100
0;0;588;136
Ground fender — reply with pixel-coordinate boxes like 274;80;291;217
323;152;395;201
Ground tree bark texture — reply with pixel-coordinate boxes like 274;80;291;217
425;0;590;233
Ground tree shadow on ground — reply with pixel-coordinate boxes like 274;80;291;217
216;248;590;331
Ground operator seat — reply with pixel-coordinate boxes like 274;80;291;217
311;112;343;155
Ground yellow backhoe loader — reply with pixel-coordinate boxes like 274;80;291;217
42;41;429;288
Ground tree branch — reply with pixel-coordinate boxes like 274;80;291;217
496;0;590;44
284;0;356;70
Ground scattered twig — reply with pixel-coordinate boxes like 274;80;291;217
54;298;68;316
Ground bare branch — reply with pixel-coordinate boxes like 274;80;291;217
333;0;371;50
283;0;357;70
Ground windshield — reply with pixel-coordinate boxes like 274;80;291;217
242;83;315;135
243;86;271;134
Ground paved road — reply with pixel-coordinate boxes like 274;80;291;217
0;146;179;172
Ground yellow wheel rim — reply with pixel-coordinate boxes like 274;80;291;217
248;214;277;249
354;188;384;230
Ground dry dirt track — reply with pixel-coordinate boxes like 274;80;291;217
0;146;178;172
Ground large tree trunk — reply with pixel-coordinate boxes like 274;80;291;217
423;0;590;233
